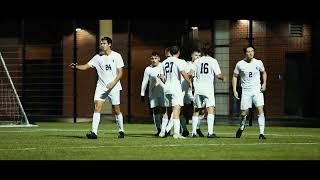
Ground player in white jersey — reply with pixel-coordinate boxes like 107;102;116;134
69;37;125;139
160;47;174;136
232;46;267;139
191;43;225;138
140;51;165;136
159;45;192;139
189;49;205;137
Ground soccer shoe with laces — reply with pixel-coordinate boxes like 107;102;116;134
196;129;205;137
236;128;243;138
118;131;125;138
86;131;97;139
207;133;218;138
259;134;266;139
173;134;186;139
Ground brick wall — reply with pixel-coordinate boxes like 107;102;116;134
63;31;96;117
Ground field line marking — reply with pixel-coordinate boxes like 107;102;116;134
0;142;318;151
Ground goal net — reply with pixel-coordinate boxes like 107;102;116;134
0;52;37;127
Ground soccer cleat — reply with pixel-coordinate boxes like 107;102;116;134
182;130;190;137
166;130;171;136
118;131;125;138
236;128;243;138
191;133;197;138
207;133;218;138
173;134;186;139
259;134;266;140
86;131;97;139
196;129;205;137
159;131;167;138
154;128;161;136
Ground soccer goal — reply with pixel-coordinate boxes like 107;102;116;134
0;52;37;127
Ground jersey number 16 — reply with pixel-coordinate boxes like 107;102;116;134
200;63;209;74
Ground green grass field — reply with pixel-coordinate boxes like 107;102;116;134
0;122;319;160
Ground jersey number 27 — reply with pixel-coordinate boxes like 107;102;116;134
165;62;173;73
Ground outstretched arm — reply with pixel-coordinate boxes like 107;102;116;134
69;63;91;70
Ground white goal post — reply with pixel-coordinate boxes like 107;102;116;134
0;52;37;127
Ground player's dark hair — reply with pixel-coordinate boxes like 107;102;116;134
151;51;160;56
243;46;255;54
101;36;112;45
170;45;180;55
201;42;213;56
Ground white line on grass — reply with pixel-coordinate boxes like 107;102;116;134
0;142;318;151
0;147;36;151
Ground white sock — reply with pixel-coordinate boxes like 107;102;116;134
240;115;247;130
92;112;100;135
173;119;180;135
207;114;214;135
258;114;265;135
192;116;199;135
161;118;168;133
166;118;174;133
154;113;162;129
115;113;124;132
197;117;201;129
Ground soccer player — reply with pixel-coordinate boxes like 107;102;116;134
159;45;192;139
189;49;205;137
232;46;267;139
160;47;173;136
191;43;225;138
69;36;125;139
140;51;165;136
178;48;204;137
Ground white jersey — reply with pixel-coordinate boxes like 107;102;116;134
193;56;221;96
181;60;193;92
234;58;265;92
160;56;186;94
88;51;124;91
140;63;163;97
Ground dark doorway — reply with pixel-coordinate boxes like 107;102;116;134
285;53;306;116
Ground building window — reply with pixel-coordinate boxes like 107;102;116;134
289;23;303;37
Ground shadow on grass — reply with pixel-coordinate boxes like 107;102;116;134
215;136;237;139
45;135;86;139
104;132;156;138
